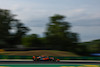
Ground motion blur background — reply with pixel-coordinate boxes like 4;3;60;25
0;0;100;57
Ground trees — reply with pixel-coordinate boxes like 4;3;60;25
0;8;79;51
0;9;12;48
0;9;29;48
45;14;79;51
22;34;44;48
75;39;100;56
81;39;100;53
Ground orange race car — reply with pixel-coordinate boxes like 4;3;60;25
32;56;60;62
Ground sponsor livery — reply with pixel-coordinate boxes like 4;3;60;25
32;56;60;62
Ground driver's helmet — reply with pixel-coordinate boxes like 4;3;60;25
32;56;35;59
41;55;45;57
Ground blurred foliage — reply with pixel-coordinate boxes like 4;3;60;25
0;9;29;48
1;8;99;56
45;14;79;51
22;14;79;52
22;34;44;47
79;39;100;54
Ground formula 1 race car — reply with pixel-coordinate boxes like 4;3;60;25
32;56;60;62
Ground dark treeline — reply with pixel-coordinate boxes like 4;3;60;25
78;39;100;56
0;9;99;56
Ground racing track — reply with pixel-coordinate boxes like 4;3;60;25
0;60;100;64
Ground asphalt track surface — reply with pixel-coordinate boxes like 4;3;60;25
0;60;100;64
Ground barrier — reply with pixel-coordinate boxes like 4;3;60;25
55;57;100;60
0;55;100;60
